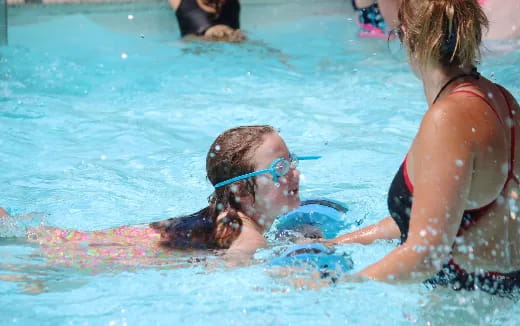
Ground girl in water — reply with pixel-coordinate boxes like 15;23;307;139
1;125;319;267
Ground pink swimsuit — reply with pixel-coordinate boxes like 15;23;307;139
39;226;166;269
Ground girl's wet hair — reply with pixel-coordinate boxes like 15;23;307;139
150;125;275;249
398;0;488;67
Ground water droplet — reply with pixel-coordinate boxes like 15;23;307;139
215;145;221;151
230;185;238;193
455;159;464;167
413;245;425;252
121;53;128;59
217;203;224;210
487;92;494;99
100;154;107;160
234;196;241;203
471;127;476;133
209;152;215;158
501;163;509;175
128;14;134;20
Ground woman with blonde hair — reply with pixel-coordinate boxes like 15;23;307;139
331;0;520;296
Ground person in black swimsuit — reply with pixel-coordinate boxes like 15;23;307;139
326;0;520;297
169;0;244;42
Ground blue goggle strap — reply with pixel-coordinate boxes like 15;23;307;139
213;155;321;189
213;168;273;188
295;155;321;161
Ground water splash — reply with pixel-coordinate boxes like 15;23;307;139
0;212;47;238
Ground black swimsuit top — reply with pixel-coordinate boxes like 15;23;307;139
388;85;518;244
175;0;240;37
387;84;520;295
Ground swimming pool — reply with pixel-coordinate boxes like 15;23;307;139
1;0;520;324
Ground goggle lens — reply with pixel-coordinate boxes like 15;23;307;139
274;158;291;177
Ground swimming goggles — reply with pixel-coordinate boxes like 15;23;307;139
213;153;321;188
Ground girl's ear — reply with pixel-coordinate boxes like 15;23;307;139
230;181;255;210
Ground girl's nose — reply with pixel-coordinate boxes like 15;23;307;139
291;167;300;180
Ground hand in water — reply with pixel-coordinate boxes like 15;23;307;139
294;237;335;249
203;25;245;42
291;273;366;290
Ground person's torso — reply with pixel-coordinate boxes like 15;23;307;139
388;79;520;272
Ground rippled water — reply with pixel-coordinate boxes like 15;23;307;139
1;0;520;325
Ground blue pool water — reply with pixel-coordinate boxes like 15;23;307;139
1;0;520;324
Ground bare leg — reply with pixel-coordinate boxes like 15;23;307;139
0;207;7;218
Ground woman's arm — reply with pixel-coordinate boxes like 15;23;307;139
357;100;477;282
330;216;400;245
168;0;182;10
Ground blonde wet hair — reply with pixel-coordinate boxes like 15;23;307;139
398;0;488;67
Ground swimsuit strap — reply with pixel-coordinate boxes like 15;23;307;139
402;155;414;193
450;89;503;123
433;68;480;104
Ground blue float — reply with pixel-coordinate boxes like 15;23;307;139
268;198;357;273
267;243;354;273
275;198;358;239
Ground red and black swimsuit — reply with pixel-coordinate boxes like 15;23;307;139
387;85;520;297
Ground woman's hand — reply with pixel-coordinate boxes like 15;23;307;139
203;25;245;42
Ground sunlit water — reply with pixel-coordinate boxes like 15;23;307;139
1;0;520;325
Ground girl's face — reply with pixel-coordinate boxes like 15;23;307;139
247;133;301;230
